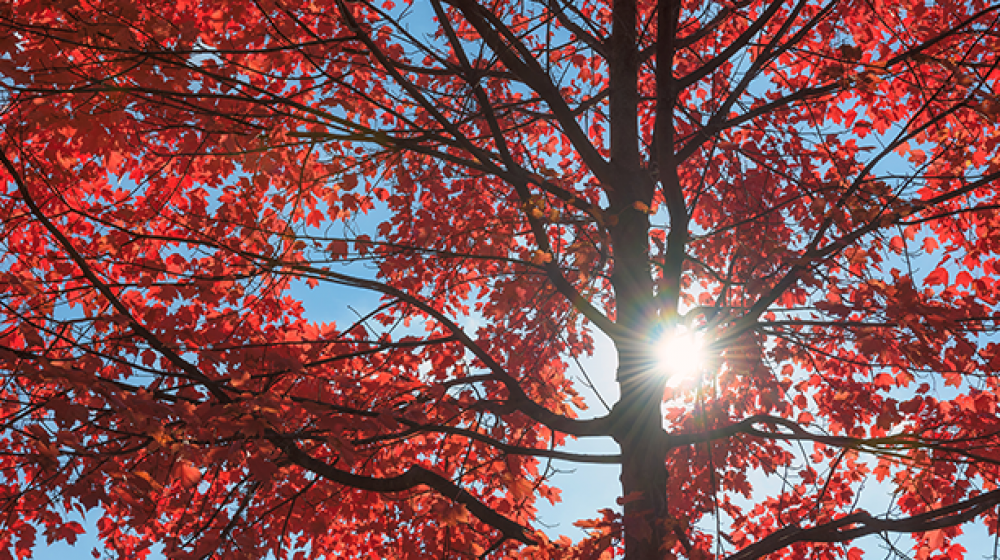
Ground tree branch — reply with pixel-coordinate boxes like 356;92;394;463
727;489;1000;560
274;436;535;544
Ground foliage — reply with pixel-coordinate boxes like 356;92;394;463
2;0;1000;558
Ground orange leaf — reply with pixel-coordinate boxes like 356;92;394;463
175;461;202;489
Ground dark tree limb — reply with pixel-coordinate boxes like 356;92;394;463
727;489;1000;560
274;437;535;544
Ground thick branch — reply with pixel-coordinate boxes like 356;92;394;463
442;0;613;182
274;437;534;544
676;0;786;90
280;263;615;436
727;489;1000;560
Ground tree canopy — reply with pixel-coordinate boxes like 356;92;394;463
2;0;1000;558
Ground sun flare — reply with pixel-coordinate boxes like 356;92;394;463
655;327;706;385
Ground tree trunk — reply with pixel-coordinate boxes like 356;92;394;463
606;0;677;553
608;203;671;560
614;364;671;560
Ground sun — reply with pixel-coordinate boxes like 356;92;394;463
655;326;706;384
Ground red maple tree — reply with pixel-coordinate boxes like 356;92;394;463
2;0;1000;558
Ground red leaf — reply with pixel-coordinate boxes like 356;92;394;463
925;268;949;286
923;236;939;252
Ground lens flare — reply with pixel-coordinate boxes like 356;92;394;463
655;327;706;385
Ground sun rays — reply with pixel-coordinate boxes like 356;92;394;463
655;326;707;386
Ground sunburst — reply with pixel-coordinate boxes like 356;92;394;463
655;326;706;386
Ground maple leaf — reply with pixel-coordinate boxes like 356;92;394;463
173;461;202;490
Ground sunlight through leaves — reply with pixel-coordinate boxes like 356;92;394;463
655;327;706;387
